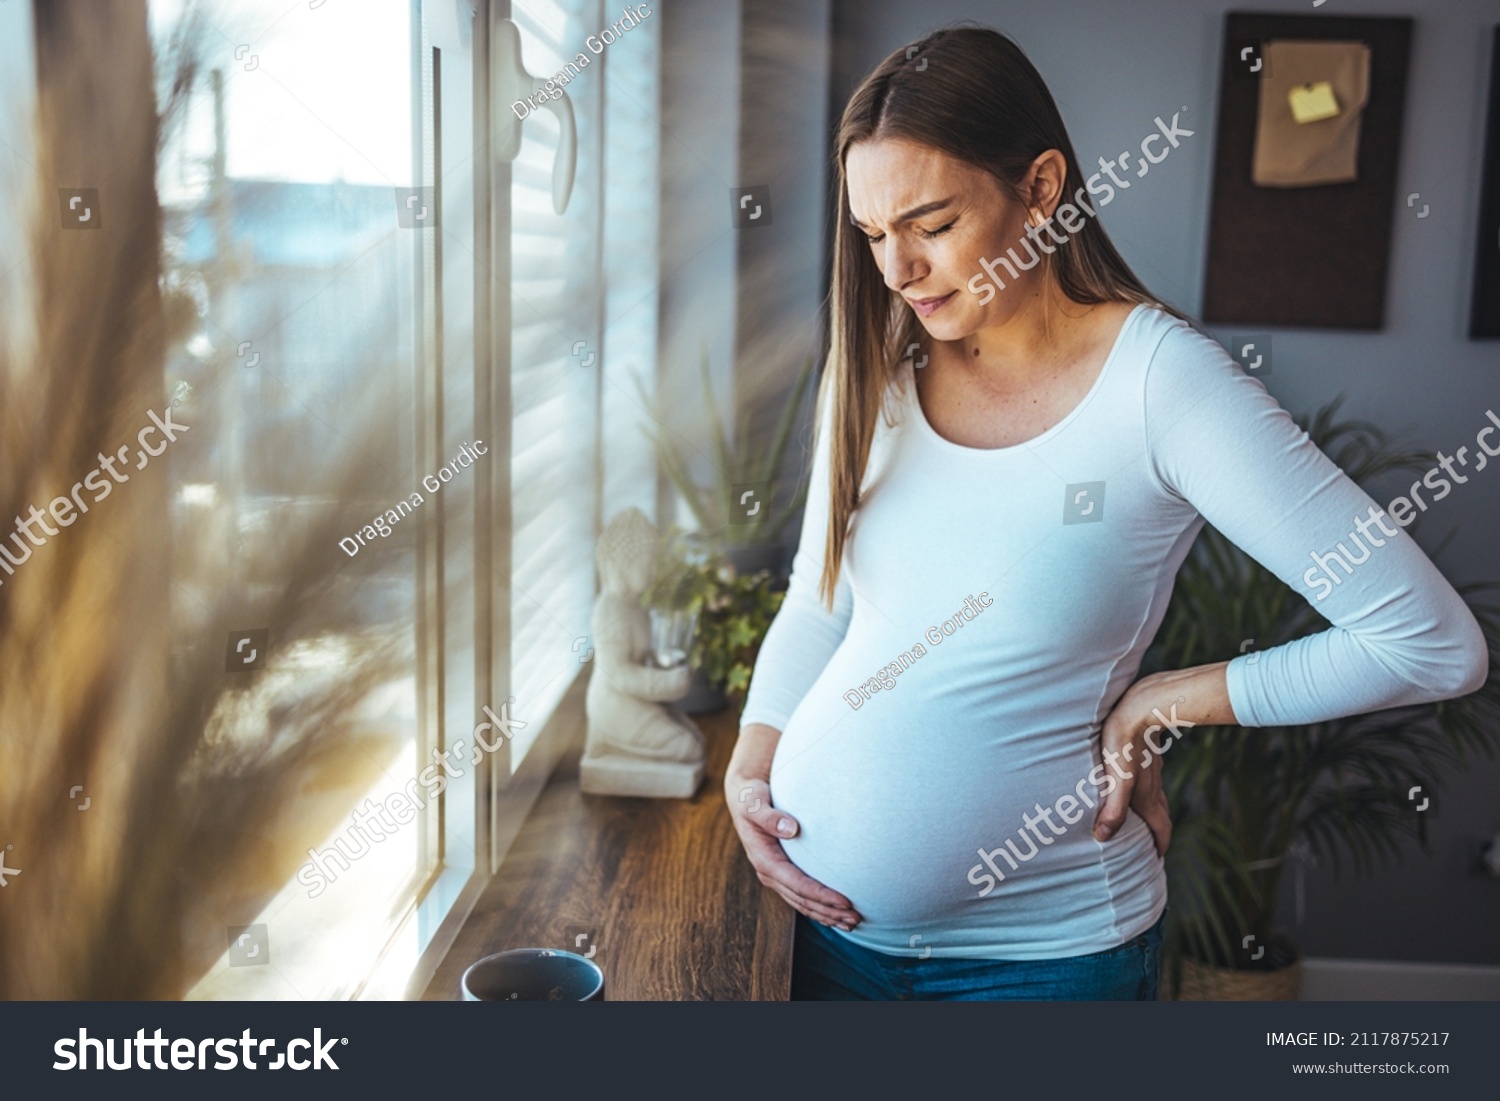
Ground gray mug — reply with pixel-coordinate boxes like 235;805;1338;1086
460;948;605;1001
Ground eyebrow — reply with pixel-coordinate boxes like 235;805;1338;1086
849;197;957;231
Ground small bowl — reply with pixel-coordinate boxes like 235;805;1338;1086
460;948;605;1001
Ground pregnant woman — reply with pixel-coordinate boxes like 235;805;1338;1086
725;27;1487;1001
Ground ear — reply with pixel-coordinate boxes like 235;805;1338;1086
1022;149;1069;220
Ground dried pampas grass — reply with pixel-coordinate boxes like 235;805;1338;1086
0;0;415;999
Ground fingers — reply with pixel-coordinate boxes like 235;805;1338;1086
752;803;800;841
727;779;786;831
1093;763;1134;841
728;782;805;846
1138;802;1172;857
1131;777;1173;857
739;826;862;924
755;858;857;927
760;859;861;928
725;777;863;928
763;877;858;929
1092;747;1174;854
1095;721;1138;843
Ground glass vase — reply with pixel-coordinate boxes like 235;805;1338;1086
648;606;696;669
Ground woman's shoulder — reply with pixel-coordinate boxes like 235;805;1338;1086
1122;305;1306;471
1122;303;1258;403
1122;302;1219;360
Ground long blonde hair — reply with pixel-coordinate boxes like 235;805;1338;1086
819;26;1182;607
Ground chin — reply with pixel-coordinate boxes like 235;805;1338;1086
914;307;979;344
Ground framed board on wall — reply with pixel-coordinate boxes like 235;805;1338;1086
1202;11;1413;330
1471;25;1500;339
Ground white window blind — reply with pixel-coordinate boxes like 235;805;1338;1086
600;5;660;520
508;0;604;764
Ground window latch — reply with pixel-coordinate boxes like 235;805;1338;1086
493;18;577;215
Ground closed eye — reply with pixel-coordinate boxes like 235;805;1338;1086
917;220;956;240
862;219;957;245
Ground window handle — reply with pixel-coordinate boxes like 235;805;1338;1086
493;17;577;215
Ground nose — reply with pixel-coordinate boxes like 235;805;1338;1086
881;237;923;293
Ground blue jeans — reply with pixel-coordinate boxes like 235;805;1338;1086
790;912;1164;1001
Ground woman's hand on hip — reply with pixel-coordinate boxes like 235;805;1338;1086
1094;662;1234;856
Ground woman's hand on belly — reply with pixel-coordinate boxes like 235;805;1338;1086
726;723;864;930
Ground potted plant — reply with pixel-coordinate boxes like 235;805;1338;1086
689;558;787;705
640;528;787;715
1143;400;1500;1000
638;355;817;576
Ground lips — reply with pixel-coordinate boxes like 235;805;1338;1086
908;291;955;318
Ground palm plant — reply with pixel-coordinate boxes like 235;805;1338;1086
1142;399;1500;995
637;354;816;550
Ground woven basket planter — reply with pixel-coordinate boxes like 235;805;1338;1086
1165;955;1303;1001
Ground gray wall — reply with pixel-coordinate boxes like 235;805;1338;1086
656;0;831;536
822;0;1500;965
735;0;831;473
656;0;743;527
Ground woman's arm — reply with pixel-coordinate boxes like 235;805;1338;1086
728;382;863;927
1141;322;1486;725
737;382;855;733
1095;322;1488;852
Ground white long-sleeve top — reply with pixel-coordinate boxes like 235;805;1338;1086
740;304;1486;961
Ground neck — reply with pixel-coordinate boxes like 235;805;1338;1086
955;279;1090;382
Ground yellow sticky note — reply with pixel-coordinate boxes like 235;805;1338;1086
1288;81;1341;124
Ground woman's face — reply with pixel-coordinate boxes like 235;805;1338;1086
844;137;1040;343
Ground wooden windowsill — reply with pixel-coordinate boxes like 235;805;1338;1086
422;706;794;1001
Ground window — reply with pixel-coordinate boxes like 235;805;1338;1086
134;0;661;999
150;0;431;1000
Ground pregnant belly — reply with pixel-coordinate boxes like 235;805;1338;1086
769;700;1112;932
